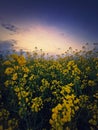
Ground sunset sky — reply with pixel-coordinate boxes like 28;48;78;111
0;0;98;54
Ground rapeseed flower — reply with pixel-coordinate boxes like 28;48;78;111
3;60;11;65
31;97;43;112
12;73;18;80
5;67;14;75
17;55;26;66
88;80;96;86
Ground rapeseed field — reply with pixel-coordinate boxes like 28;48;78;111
0;47;98;130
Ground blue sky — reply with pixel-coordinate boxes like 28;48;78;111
0;0;98;54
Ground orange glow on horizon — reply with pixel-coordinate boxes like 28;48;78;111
0;24;82;54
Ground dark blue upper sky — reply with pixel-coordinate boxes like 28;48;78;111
0;0;98;52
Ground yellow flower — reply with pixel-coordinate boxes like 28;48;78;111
60;83;74;96
89;119;97;126
88;80;96;86
57;103;62;110
3;60;11;65
5;67;14;75
67;60;75;66
49;119;54;125
10;53;19;60
21;91;29;98
17;55;26;66
52;113;57;119
23;74;28;78
12;73;18;80
0;109;9;120
64;87;71;94
31;97;43;112
22;66;29;73
29;74;35;80
86;66;90;71
17;92;21;100
65;95;72;100
93;92;98;99
14;87;20;93
74;67;81;74
74;98;80;104
14;65;19;70
74;106;79;111
4;80;10;87
25;98;29;103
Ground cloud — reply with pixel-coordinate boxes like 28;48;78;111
0;39;17;53
1;23;18;32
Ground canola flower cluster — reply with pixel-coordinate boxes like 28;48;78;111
0;47;98;130
0;108;18;130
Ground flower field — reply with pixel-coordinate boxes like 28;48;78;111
0;47;98;130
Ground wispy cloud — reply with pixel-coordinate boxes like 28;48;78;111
1;23;18;32
0;39;17;52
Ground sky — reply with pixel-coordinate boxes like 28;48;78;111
0;0;98;54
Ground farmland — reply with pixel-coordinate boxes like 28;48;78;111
0;47;98;130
